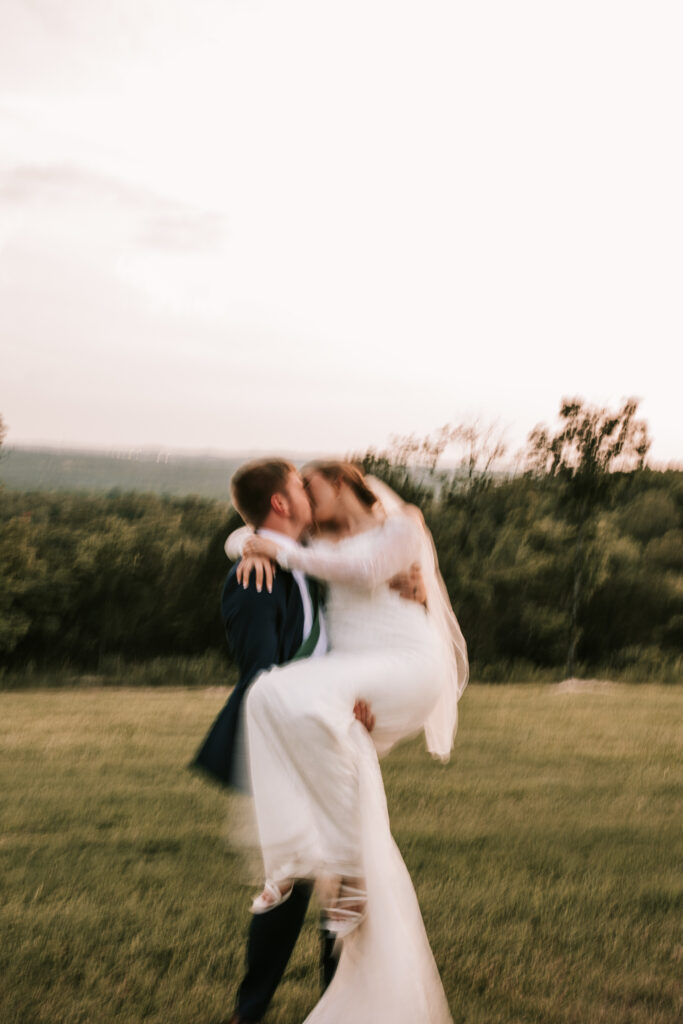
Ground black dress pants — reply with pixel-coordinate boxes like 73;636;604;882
236;881;338;1021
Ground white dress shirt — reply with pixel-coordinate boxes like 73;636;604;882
258;529;328;657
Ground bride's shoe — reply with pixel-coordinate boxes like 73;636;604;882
323;878;367;938
250;879;293;914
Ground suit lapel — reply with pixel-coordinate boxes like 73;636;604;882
279;570;306;663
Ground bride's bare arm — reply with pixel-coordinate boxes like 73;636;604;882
245;516;422;588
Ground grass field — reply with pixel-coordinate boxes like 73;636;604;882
1;684;681;1024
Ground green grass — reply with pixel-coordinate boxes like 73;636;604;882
0;655;238;692
1;685;681;1023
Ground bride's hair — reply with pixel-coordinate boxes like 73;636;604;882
304;460;378;510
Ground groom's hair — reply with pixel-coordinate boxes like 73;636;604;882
230;458;297;527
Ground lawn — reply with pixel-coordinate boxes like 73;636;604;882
1;684;680;1023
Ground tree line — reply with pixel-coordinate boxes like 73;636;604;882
1;402;681;681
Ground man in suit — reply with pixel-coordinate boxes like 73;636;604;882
193;457;424;1024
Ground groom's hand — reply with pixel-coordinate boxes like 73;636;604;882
353;699;375;733
389;563;428;607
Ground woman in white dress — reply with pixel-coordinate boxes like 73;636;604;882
227;462;468;1023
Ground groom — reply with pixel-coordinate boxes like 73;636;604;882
193;457;425;1024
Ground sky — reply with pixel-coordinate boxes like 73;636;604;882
1;0;681;466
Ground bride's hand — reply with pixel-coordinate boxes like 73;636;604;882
237;554;276;593
243;536;279;561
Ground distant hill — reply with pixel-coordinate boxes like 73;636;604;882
0;445;514;500
0;446;316;500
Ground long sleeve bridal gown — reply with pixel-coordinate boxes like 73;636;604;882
227;509;467;1023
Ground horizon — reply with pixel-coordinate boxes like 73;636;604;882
3;436;681;474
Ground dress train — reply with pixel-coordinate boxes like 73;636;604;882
303;721;452;1024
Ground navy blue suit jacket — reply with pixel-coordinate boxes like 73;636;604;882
192;562;306;789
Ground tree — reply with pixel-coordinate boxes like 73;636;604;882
355;419;508;512
525;397;651;677
352;425;452;507
438;420;508;555
0;518;43;658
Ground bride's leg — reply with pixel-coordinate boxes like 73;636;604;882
244;667;327;881
245;647;440;881
246;654;365;879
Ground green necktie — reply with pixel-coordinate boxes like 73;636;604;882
293;577;322;661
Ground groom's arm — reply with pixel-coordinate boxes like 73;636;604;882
222;576;282;686
191;575;283;790
389;563;428;607
353;700;376;732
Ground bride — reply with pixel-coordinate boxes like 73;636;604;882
227;461;468;1023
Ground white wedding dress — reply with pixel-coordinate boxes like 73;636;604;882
228;499;467;1023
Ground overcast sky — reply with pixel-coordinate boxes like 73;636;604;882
1;0;681;465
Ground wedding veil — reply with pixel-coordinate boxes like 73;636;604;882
366;476;469;760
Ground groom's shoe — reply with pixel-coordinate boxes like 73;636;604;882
225;1015;259;1024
